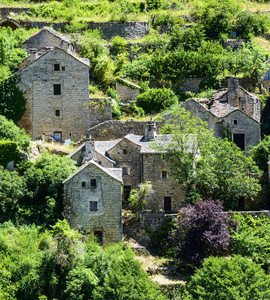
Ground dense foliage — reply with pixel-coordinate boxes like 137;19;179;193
250;135;270;172
0;141;18;167
171;199;232;265
0;221;165;300
185;255;270;299
0;115;30;152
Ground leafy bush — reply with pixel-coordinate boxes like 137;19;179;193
0;266;18;300
0;115;30;152
250;135;270;172
107;87;122;119
185;256;270;299
0;141;18;167
172;199;233;265
230;213;270;271
136;88;178;113
110;36;127;57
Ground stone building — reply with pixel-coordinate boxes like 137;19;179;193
22;27;75;54
0;17;21;30
63;159;122;245
166;78;261;152
17;45;111;141
115;78;141;103
69;122;186;211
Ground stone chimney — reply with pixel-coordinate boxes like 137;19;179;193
82;137;96;164
28;48;38;63
144;119;157;141
227;77;239;107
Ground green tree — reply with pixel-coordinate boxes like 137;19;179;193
0;75;27;123
185;256;270;299
0;266;18;300
250;135;270;172
20;152;77;226
161;108;262;208
128;181;153;214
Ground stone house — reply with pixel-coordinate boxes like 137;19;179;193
69;122;186;212
22;27;75;54
166;78;261;152
17;46;111;141
63;159;122;245
0;17;21;30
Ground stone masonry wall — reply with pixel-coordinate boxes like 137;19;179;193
142;153;186;210
0;7;30;17
89;120;164;140
18;48;111;141
64;163;122;244
116;82;140;102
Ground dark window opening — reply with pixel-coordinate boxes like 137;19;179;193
233;133;245;151
164;197;172;211
82;181;86;187
162;171;167;178
69;133;72;137
234;120;237;125
90;201;98;211
94;231;103;245
54;64;60;71
123;185;131;201
123;149;127;155
242;108;244;111
55;110;60;117
122;167;128;175
98;161;102;165
53;84;61;95
238;197;245;210
91;179;97;188
62;66;65;71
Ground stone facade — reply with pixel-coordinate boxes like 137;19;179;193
63;160;122;244
18;46;111;141
0;17;22;30
70;122;186;211
88;120;164;141
115;79;140;103
166;78;261;153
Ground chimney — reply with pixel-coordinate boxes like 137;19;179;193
82;137;96;164
227;77;239;107
144;119;157;141
28;48;38;63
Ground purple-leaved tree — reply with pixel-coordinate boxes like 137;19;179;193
172;199;235;265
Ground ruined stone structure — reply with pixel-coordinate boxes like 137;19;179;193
0;17;21;30
166;78;261;152
17;28;111;141
115;79;141;103
70;121;186;211
63;160;122;245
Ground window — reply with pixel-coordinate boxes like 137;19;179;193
94;230;103;244
90;201;98;211
123;149;127;155
162;171;167;178
91;179;97;188
53;84;61;95
82;181;86;187
123;185;131;201
53;131;62;141
234;120;237;125
122;167;128;175
54;64;60;71
62;66;65;71
55;110;60;117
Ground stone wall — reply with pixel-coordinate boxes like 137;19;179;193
139;210;166;232
0;7;30;17
221;39;251;50
18;48;111;141
142;153;186;211
89;120;164;140
64;162;122;244
116;81;140;102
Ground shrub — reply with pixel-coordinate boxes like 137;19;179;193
250;135;270;172
136;88;178;113
0;115;30;152
172;199;233;265
0;266;18;300
0;141;18;167
110;36;127;57
186;256;270;299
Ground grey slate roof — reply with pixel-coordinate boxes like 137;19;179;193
63;160;122;184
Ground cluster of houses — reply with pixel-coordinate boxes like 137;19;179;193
1;21;267;244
